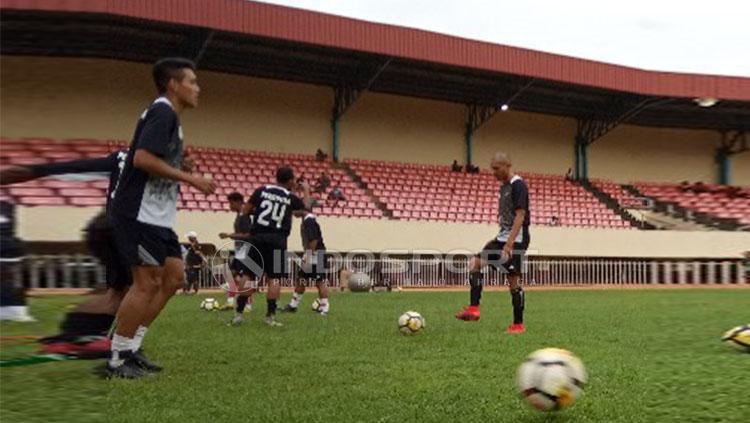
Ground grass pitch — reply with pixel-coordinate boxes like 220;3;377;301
2;288;749;422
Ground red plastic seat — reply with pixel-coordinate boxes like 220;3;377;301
18;196;66;206
69;197;106;207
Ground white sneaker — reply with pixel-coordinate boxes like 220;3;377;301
264;316;283;327
229;314;244;326
0;306;37;322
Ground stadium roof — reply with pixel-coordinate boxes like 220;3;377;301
2;0;749;131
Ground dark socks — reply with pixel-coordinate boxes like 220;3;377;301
469;271;483;306
236;295;249;314
511;287;525;324
61;312;115;335
266;299;277;317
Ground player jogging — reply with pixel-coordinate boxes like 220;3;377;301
281;209;329;315
455;152;529;334
106;57;215;378
231;167;310;327
219;192;256;310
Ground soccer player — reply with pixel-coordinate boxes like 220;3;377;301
0;200;35;322
183;231;205;295
231;167;310;327
107;57;215;378
1;151;130;354
282;209;329;315
455;152;529;334
219;192;255;310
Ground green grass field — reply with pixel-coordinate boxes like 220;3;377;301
2;289;749;422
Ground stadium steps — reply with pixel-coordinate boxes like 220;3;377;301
622;185;720;231
579;180;654;230
625;209;714;231
339;162;394;219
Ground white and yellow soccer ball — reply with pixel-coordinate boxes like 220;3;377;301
200;298;219;311
311;298;322;312
398;311;425;335
517;348;587;412
721;325;750;353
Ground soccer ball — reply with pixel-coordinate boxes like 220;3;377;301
721;325;750;352
311;298;321;312
398;311;425;335
200;298;219;311
348;273;372;292
517;348;587;412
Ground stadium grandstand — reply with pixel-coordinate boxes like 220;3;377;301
1;1;748;259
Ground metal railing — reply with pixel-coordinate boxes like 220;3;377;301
15;254;747;289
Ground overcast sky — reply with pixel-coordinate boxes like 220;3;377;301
259;0;750;78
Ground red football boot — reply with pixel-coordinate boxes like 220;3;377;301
40;337;111;359
506;323;526;334
455;305;480;321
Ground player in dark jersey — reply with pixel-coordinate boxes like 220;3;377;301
0;149;198;359
281;209;330;315
0;200;35;322
230;166;310;327
107;58;215;378
455;152;529;334
0;151;129;354
219;192;256;310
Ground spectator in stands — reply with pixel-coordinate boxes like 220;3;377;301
327;185;346;207
726;186;741;199
565;168;573;181
183;231;205;295
315;149;328;162
692;181;708;193
314;172;331;194
679;181;691;192
451;160;462;172
549;216;560;226
465;164;480;174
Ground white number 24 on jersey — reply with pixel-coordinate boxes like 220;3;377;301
257;200;286;229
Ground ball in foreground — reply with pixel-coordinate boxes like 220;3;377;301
200;298;219;311
311;298;322;312
517;348;587;411
721;325;750;352
398;311;425;335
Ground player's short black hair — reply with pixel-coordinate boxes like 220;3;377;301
276;166;295;184
227;192;244;203
153;57;196;95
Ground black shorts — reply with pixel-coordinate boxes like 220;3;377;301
478;240;527;276
229;258;248;276
244;234;288;279
299;250;327;283
110;217;181;268
84;214;131;292
186;268;200;284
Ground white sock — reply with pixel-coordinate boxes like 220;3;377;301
226;296;235;306
109;334;133;368
132;326;148;351
319;298;329;312
289;293;302;308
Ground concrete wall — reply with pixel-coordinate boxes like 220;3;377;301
18;207;750;258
